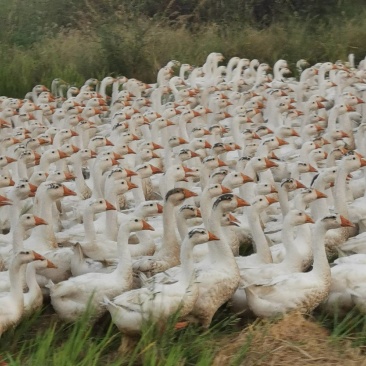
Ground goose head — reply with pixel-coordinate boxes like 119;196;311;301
12;250;45;265
202;156;227;170
88;198;116;214
284;209;314;227
94;156;119;173
123;217;155;233
212;193;250;213
106;166;137;180
280;178;307;192
208;169;229;184
113;179;137;195
12;181;38;199
187;228;219;244
19;214;48;230
0;174;15;188
88;136;114;150
47;170;75;183
151;117;175;130
29;171;48;186
255;182;277;195
135;163;162;178
295;162;317;174
0;155;17;168
318;214;355;230
168;136;188;148
36;181;76;200
251;195;278;212
177;148;199;162
222;171;253;189
249;156;278;172
340;153;366;173
40;149;69;164
179;204;201;220
295;188;327;205
135;201;164;217
190;138;211;150
72;148;97;163
165;187;197;206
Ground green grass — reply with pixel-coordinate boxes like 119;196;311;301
0;304;248;366
2;302;366;366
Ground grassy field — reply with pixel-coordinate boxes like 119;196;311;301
1;303;366;365
0;1;365;98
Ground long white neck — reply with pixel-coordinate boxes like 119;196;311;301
311;223;331;278
12;223;26;252
208;206;236;266
25;262;42;303
200;191;213;227
157;200;180;258
179;237;196;287
248;206;273;264
310;178;330;220
334;164;349;218
9;258;25;309
83;207;97;243
114;223;132;280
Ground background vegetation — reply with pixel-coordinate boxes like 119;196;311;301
0;0;365;98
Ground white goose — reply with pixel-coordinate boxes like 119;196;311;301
0;250;45;336
49;217;154;322
103;228;218;337
244;214;354;317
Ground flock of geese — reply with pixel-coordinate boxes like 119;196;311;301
1;52;366;342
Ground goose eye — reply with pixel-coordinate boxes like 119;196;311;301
27;216;31;219
21;184;25;188
258;158;262;161
259;198;263;201
135;219;138;222
150;204;153;206
234;174;238;177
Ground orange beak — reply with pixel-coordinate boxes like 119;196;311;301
105;200;116;210
157;203;164;214
207;231;220;241
183;189;198;198
71;130;79;137
217;159;227;167
152;142;163;150
127;181;139;190
241;173;254;183
46;259;58;269
71;145;80;153
295;180;307;189
62;185;77;196
196;208;202;218
276;137;288;146
305;214;315;224
308;164;318;173
339;215;355;227
58;150;69;159
111;158;119;166
265;158;278;168
5;156;17;164
235;196;251;207
34;216;48;226
125;169;137;177
32;251;45;260
142;220;155;231
105;139;114;146
315;190;327;199
150;165;163;174
221;185;233;194
204;141;212;149
64;172;76;180
266;196;279;205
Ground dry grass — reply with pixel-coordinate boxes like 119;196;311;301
213;313;366;366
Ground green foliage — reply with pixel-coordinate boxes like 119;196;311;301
0;0;365;98
0;305;246;366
